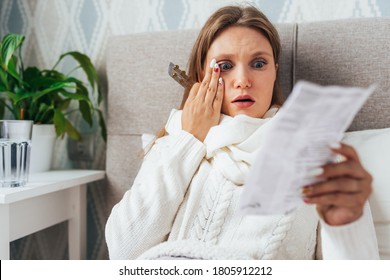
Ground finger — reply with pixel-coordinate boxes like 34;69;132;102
213;77;224;111
204;63;220;107
319;159;370;180
318;143;369;179
186;82;201;102
197;58;215;100
303;192;366;208
302;177;364;197
331;143;360;162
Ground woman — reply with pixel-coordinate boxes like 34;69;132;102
105;5;379;260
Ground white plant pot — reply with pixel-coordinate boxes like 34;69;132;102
30;124;56;173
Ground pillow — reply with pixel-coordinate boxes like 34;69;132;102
343;128;390;260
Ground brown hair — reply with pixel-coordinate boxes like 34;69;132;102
156;5;284;139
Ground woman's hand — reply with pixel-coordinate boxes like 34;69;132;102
302;143;372;226
181;59;224;142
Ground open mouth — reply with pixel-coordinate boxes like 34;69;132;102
233;98;254;103
232;95;255;108
233;95;254;102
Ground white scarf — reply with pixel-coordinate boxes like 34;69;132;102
165;107;278;185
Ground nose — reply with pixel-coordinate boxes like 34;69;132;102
233;66;251;89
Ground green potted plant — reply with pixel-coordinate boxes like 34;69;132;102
0;33;106;139
0;33;106;172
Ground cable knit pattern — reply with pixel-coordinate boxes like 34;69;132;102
261;212;296;259
205;177;234;244
138;240;252;260
190;171;220;241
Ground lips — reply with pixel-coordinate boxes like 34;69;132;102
232;95;255;108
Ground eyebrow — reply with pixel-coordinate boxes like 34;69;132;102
215;51;273;60
251;51;273;58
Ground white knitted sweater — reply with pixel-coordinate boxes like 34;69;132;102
105;109;379;260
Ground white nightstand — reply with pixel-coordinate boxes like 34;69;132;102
0;170;105;260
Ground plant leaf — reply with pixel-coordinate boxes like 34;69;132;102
59;90;89;101
34;103;53;124
31;81;73;102
97;109;107;142
1;33;25;70
66;77;88;96
53;108;66;137
56;51;97;90
79;100;93;126
55;51;103;105
0;97;5;118
0;76;6;91
4;90;19;103
23;66;42;87
0;68;9;89
6;56;25;86
57;97;71;111
65;119;81;140
53;108;80;140
0;93;18;119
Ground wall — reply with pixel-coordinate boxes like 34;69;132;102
1;0;388;259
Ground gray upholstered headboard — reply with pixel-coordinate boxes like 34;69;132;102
106;18;390;201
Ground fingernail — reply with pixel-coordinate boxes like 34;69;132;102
334;154;346;163
306;167;324;178
301;186;311;196
209;58;216;68
329;142;341;149
214;63;219;73
218;77;223;85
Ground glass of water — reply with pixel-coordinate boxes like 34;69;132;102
0;120;33;187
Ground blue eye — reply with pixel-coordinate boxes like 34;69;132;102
218;62;232;71
252;60;266;68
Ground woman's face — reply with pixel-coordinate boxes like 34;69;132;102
205;26;278;118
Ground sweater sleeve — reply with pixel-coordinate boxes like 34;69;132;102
319;202;380;259
105;130;206;259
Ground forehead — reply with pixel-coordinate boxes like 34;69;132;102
207;26;273;58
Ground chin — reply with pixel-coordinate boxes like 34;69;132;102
230;111;255;118
222;108;264;118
